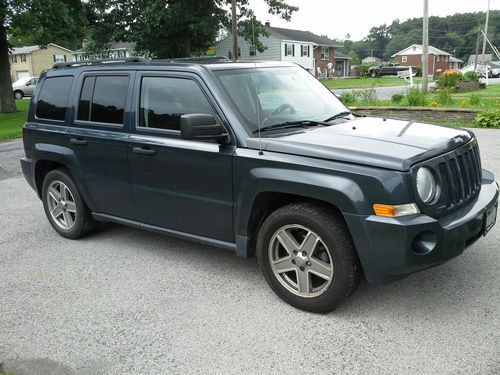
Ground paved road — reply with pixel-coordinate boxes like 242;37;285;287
1;133;499;375
332;77;500;100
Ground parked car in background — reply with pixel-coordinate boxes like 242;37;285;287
12;76;38;99
368;63;414;78
489;63;500;78
460;63;499;78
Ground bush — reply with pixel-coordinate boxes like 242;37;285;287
474;109;500;128
358;64;377;77
436;89;452;106
438;69;463;89
340;92;357;106
463;71;479;81
415;66;422;77
391;93;404;103
356;88;378;104
469;93;481;106
406;88;428;107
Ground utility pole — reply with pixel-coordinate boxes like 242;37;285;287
481;0;490;66
474;29;480;70
422;0;429;92
231;0;238;62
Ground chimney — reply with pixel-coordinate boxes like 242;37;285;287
265;21;270;27
82;39;88;49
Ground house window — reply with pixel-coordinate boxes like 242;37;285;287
53;54;66;63
249;46;256;56
285;43;294;56
321;47;329;60
301;45;310;57
11;55;17;64
20;54;26;63
436;55;440;62
401;56;407;63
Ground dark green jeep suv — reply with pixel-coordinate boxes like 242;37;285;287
20;58;498;312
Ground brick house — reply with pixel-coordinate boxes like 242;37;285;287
8;44;73;81
215;23;350;76
391;44;458;77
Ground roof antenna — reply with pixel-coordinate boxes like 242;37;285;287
252;17;263;156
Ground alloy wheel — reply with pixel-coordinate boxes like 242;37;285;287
46;180;77;230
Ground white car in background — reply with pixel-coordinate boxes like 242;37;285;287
12;76;38;99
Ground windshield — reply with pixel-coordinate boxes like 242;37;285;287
214;66;348;134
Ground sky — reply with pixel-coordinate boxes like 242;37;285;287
248;0;500;41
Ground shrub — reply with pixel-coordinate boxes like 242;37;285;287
438;69;462;89
474;109;500;128
356;88;378;104
406;88;428;107
436;89;452;106
340;92;357;106
415;66;423;77
358;64;377;77
391;93;404;103
463;71;479;81
468;93;481;106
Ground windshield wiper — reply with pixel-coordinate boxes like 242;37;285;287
252;120;328;134
324;111;353;122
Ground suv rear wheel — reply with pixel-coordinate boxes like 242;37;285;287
257;202;362;313
42;168;96;239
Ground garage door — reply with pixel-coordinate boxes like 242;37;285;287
16;71;30;80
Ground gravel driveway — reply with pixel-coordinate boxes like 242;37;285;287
0;131;499;375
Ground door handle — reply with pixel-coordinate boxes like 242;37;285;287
132;146;156;156
69;138;88;146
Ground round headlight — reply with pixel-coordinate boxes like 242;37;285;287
416;167;437;203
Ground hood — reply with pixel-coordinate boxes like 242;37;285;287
246;117;473;171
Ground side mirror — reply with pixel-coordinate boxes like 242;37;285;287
180;114;228;142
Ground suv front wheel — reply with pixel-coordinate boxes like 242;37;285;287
42;168;96;239
257;202;362;313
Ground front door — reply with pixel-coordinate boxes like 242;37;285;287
127;72;235;242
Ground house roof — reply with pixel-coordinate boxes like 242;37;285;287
334;51;352;60
265;26;342;47
391;44;451;57
9;43;73;55
449;56;464;63
73;42;136;54
468;54;493;64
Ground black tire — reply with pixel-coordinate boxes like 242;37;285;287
257;202;362;313
370;71;377;78
13;90;23;99
42;168;96;239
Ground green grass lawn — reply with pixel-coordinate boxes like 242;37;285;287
0;100;29;140
321;76;424;89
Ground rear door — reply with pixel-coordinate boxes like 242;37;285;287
66;71;135;219
127;71;235;242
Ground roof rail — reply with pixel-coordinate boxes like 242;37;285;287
168;56;230;63
52;56;147;69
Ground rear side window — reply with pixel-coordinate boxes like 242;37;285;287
36;76;73;121
77;75;129;125
139;76;215;131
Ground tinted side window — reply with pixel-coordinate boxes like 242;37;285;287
139;77;214;131
91;76;128;124
77;76;95;121
36;76;73;121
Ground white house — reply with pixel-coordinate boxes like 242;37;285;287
215;22;350;76
72;41;138;61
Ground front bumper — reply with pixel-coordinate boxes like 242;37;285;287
344;169;499;285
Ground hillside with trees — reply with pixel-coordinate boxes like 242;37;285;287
341;11;499;62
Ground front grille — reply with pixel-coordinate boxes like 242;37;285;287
436;141;482;208
415;140;482;217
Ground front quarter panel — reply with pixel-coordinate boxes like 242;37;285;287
233;148;414;257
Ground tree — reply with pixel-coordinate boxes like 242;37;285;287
87;0;298;58
0;0;87;113
347;51;360;65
